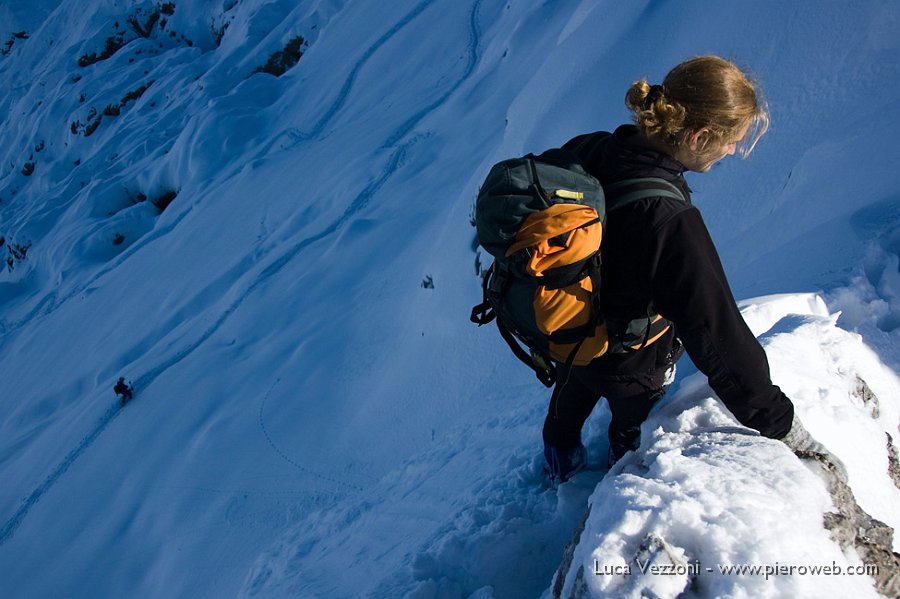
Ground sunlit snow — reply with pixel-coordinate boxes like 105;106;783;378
1;1;899;598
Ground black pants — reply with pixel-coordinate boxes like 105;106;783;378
542;330;684;450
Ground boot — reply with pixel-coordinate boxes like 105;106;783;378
544;442;587;483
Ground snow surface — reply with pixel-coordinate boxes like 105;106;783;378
1;1;899;598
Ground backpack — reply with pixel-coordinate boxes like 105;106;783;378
470;146;685;387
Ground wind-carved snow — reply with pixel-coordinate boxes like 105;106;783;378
1;1;900;598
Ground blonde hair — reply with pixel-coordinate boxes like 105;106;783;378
625;55;769;158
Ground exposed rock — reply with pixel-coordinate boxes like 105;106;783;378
626;533;693;598
553;508;589;599
255;36;307;77
887;433;900;491
553;513;694;599
852;375;880;418
800;451;900;597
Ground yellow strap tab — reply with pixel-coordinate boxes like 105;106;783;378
553;189;584;201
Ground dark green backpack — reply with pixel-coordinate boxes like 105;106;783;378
470;147;685;386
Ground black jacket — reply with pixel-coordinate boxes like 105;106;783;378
563;125;794;439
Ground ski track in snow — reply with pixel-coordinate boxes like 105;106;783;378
97;0;485;389
299;0;436;145
0;0;484;547
0;402;122;545
0;0;483;342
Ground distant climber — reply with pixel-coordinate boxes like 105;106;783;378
114;377;134;405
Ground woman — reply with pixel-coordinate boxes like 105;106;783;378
543;55;825;481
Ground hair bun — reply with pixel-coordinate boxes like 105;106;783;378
645;84;666;109
625;56;769;156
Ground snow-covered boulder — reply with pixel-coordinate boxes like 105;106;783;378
551;295;900;599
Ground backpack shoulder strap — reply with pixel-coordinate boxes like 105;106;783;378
470;265;557;388
604;177;687;211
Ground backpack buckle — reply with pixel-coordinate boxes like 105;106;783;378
531;351;552;372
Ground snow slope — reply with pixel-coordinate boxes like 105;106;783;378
1;1;899;598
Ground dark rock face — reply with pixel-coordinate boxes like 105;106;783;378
799;451;900;598
888;433;900;491
553;509;589;599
